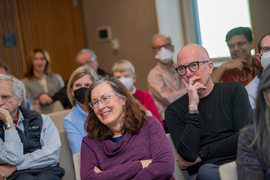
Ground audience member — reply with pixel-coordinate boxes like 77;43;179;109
237;65;270;179
212;27;262;86
147;34;186;120
75;49;109;76
22;48;64;105
80;77;175;179
0;62;33;110
166;44;252;179
112;60;163;126
41;48;109;109
63;66;98;155
0;74;64;180
246;31;270;110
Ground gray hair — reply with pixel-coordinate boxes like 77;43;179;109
151;34;172;46
111;60;135;75
75;49;97;64
0;74;26;100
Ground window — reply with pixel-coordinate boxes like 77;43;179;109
194;0;252;59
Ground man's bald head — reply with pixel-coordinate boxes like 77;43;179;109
177;44;209;65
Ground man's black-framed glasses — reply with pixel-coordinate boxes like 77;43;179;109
175;61;209;76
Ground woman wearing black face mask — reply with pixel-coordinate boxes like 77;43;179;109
63;66;98;155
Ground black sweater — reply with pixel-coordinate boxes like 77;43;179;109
165;82;252;175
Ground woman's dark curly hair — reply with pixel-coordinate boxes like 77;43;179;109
84;76;147;140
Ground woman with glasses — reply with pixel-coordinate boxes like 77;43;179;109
237;65;270;179
80;76;175;180
22;48;64;105
63;66;98;155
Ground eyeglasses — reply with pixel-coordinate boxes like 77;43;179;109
78;57;96;67
227;41;247;49
260;46;270;53
152;43;172;51
175;61;209;76
0;95;14;102
89;94;117;109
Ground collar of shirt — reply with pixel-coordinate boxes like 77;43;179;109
258;69;263;79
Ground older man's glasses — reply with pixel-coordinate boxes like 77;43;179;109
0;95;14;102
175;61;209;76
152;43;172;51
227;41;247;49
78;57;96;67
89;94;116;109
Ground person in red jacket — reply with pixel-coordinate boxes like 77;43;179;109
112;60;163;126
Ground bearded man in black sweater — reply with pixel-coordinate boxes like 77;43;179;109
166;44;252;180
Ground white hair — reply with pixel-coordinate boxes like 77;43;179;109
112;60;135;75
151;34;172;45
75;48;97;64
0;74;25;100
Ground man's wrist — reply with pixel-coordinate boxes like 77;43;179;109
188;110;199;114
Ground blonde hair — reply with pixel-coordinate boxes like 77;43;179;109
67;66;99;106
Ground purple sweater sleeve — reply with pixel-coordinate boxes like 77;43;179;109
133;118;175;179
80;138;143;180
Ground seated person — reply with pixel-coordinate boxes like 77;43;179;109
40;48;109;108
237;65;270;179
212;27;262;86
166;44;252;179
147;34;186;120
246;31;270;110
63;66;99;155
0;74;64;180
0;62;33;110
22;48;64;105
80;77;175;179
112;60;163;126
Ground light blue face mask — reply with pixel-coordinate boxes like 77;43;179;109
118;76;133;90
260;51;270;69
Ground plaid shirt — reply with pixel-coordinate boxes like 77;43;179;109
147;62;186;120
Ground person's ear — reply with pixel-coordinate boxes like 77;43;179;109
18;94;24;106
133;75;137;84
256;53;261;63
208;61;214;74
250;41;255;50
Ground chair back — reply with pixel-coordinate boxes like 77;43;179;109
33;100;64;114
166;133;189;180
48;109;72;131
73;152;81;180
59;129;76;180
219;161;238;180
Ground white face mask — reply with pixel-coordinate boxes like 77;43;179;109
261;51;270;69
118;76;133;90
155;47;174;64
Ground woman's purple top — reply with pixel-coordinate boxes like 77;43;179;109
80;116;175;180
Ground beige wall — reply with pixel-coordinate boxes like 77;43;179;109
81;0;158;91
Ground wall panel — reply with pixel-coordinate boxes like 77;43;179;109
16;0;86;81
0;0;26;78
0;0;86;80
